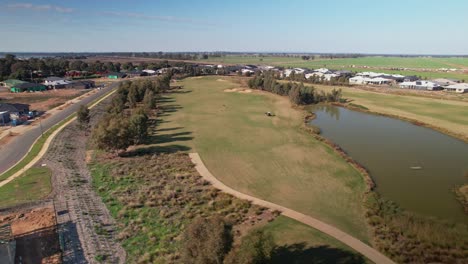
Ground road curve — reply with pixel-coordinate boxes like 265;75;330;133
0;83;118;175
189;153;395;264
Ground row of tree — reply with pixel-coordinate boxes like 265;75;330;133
248;72;343;105
87;76;170;154
0;54;178;81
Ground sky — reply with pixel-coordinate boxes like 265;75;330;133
1;0;467;54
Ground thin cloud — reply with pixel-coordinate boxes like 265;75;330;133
7;3;74;13
101;11;213;25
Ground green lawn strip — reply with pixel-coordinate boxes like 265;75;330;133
0;167;52;208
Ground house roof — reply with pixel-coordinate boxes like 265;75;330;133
0;103;30;113
446;83;468;89
45;76;64;81
2;79;27;86
12;82;46;89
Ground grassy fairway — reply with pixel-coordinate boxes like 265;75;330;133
309;84;468;139
0;167;52;208
156;76;370;242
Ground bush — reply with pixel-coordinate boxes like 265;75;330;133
180;216;233;264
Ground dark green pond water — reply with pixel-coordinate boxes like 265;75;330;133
309;105;468;223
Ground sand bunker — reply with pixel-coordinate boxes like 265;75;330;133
224;88;253;93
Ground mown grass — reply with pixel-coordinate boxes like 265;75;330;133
0;167;52;208
155;76;370;243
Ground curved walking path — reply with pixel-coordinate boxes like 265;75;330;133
189;153;395;264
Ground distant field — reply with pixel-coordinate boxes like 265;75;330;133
202;55;303;65
156;76;370;242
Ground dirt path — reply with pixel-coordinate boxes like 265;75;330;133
41;96;125;264
189;153;395;264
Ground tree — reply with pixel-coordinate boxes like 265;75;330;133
127;85;139;108
181;216;233;264
143;89;156;109
224;230;276;264
128;109;149;145
92;115;133;154
77;105;90;130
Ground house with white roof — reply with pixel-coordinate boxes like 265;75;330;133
445;83;468;93
44;76;71;89
142;69;156;75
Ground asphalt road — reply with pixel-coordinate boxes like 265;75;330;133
0;82;118;175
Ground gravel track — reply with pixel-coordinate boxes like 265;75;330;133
41;96;126;264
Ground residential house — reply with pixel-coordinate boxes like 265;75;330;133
445;83;468;93
142;69;157;75
403;76;419;82
349;76;391;85
349;76;367;85
68;80;95;89
314;68;331;74
0;103;30;121
432;78;459;87
283;68;307;78
0;111;10;125
44;76;71;89
399;81;442;90
10;82;46;93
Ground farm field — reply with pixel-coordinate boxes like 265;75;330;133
206;55;468;69
309;84;468;140
155;76;370;242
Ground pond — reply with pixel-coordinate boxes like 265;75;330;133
308;105;468;223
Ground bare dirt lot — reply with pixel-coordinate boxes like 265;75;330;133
0;89;88;111
0;206;61;264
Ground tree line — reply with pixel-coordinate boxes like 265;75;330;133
248;72;342;105
85;75;170;154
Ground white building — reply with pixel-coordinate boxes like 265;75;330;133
349;76;367;85
399;81;442;90
349;76;391;85
445;83;468;93
282;68;307;78
142;69;156;75
44;76;71;89
314;68;330;74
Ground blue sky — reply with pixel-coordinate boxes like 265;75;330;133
1;0;467;54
